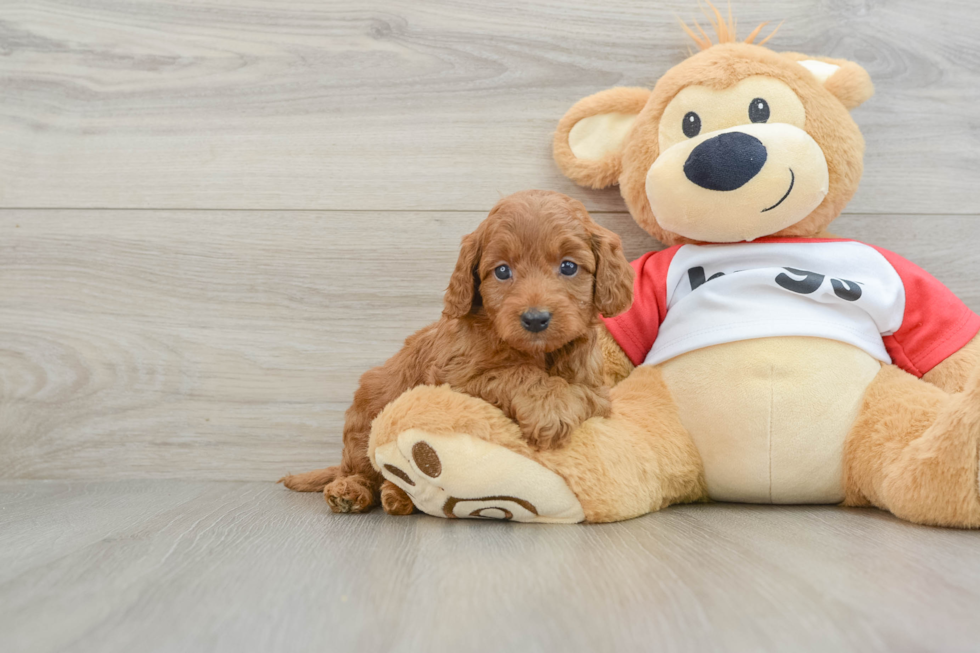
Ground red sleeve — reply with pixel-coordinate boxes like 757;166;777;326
871;245;980;377
600;246;681;366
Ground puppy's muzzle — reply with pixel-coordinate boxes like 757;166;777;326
520;309;551;333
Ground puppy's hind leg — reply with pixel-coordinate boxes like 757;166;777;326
381;480;416;516
323;395;386;513
316;347;425;513
324;474;380;514
278;466;340;492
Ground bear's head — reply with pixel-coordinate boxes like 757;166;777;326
553;9;874;245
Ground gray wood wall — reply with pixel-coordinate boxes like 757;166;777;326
1;0;978;481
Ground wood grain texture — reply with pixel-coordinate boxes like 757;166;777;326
1;0;979;212
1;4;978;649
0;209;978;481
1;479;980;653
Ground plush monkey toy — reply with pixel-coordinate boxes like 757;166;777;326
368;10;980;526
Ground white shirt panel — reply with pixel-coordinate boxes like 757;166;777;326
644;241;907;366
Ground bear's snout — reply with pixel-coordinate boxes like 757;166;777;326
684;131;767;191
646;123;829;242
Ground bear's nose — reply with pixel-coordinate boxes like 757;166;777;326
684;131;768;191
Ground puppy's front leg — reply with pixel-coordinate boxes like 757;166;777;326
508;375;611;450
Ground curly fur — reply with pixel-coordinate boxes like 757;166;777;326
280;190;634;513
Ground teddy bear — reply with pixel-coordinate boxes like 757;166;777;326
366;9;980;527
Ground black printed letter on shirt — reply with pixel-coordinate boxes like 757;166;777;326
689;266;726;291
831;278;862;301
775;267;825;294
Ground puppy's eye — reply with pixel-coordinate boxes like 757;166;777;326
682;111;701;138
493;264;512;281
749;98;770;123
559;260;578;277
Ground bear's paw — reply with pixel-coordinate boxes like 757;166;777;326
374;428;585;523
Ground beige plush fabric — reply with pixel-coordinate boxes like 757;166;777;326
369;367;707;524
646;122;830;242
568;112;638;161
553;43;872;245
375;429;585;523
363;28;978;527
659;337;880;503
843;352;980;528
553;87;651;189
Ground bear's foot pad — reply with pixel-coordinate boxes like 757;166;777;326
374;429;585;523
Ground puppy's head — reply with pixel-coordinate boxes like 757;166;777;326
444;190;633;354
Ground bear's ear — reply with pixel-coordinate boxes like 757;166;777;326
553;87;651;189
782;52;874;110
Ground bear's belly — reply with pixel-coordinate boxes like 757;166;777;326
658;337;881;504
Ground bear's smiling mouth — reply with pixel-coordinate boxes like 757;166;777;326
761;168;795;213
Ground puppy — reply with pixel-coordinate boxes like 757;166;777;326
280;190;634;515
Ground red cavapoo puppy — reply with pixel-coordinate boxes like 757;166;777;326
281;190;634;514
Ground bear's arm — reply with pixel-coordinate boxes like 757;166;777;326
923;333;980;394
599;324;635;386
600;248;679;371
870;245;980;378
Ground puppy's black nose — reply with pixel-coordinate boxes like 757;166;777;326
684;131;767;191
520;309;551;333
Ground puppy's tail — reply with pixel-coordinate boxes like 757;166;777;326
278;466;340;492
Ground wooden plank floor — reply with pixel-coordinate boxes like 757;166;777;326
1;0;979;214
2;1;980;651
1;211;977;480
2;480;980;653
1;0;979;479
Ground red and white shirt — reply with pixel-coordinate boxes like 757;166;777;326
602;238;980;377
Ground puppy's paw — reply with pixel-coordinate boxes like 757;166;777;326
324;475;378;514
381;480;416;515
523;418;575;450
592;392;613;419
511;387;606;451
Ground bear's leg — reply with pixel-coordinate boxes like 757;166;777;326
535;365;707;522
843;364;980;527
369;366;706;523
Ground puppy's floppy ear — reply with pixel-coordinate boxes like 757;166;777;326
443;227;483;319
554;87;651;189
783;52;874;110
590;223;634;317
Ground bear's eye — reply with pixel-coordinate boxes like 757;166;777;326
682;111;701;138
749;97;770;123
493;264;512;281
